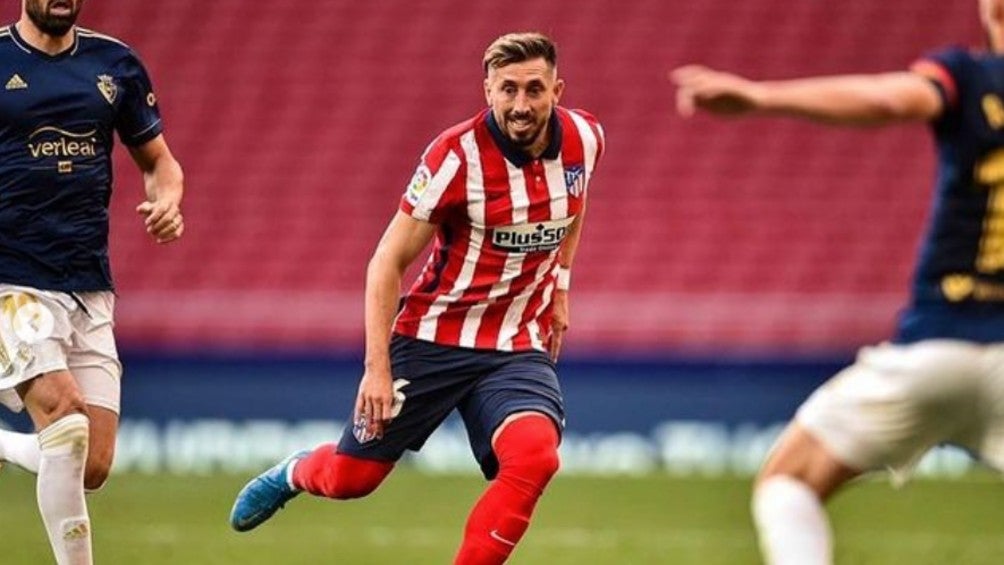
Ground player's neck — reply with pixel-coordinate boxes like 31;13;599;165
15;18;75;55
525;128;552;160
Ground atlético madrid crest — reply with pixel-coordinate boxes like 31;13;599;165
564;164;585;197
96;75;117;105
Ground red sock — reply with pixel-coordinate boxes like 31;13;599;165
454;415;560;565
291;444;393;499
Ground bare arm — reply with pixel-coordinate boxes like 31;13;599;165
548;195;587;361
357;211;438;438
128;134;185;243
672;65;945;126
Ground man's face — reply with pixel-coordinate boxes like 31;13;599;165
484;58;564;150
24;0;83;37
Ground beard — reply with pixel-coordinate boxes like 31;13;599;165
25;0;82;37
504;114;546;148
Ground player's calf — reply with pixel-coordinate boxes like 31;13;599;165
37;412;92;565
291;443;393;499
455;415;560;565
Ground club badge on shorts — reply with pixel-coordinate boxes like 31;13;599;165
353;414;378;444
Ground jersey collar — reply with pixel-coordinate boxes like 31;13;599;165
9;23;79;59
486;109;563;167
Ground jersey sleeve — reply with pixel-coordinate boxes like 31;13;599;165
113;50;163;147
567;109;605;196
572;109;605;167
399;134;466;223
910;46;969;112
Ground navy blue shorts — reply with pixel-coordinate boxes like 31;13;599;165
337;334;564;479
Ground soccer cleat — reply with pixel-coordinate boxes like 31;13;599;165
229;450;309;532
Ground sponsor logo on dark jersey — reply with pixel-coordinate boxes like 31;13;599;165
27;127;98;159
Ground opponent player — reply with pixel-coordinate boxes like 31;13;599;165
0;1;184;563
231;32;603;564
673;1;1004;563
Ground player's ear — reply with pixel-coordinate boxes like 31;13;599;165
552;78;565;102
484;77;492;106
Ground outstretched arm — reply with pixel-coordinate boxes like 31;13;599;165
129;134;185;244
672;65;945;126
357;211;437;439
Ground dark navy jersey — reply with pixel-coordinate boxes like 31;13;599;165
896;47;1004;342
0;24;162;292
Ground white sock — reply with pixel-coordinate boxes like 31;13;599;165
752;475;832;565
37;414;92;565
0;428;41;472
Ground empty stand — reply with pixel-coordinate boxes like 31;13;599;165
0;1;980;352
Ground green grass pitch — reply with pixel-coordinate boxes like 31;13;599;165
0;468;1002;564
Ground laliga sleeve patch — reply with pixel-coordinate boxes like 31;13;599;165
405;165;432;206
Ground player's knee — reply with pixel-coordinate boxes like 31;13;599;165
502;441;560;487
39;393;89;425
496;417;561;488
38;413;89;461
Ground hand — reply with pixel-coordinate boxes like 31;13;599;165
137;199;184;244
354;364;394;441
548;290;570;362
671;65;763;117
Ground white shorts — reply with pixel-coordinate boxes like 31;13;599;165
797;339;1004;480
0;285;121;414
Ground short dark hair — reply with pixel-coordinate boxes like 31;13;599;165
483;32;557;74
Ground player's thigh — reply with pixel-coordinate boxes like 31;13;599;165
68;291;122;414
757;423;861;500
796;340;982;477
66;291;122;470
0;286;76;413
957;343;1004;470
458;351;564;479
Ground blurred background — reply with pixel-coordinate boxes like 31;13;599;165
0;0;981;477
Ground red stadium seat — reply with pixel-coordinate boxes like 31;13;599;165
0;0;972;352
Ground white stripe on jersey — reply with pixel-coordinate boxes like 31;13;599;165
568;111;602;186
460;160;530;347
543;157;569;219
412;150;462;222
418;131;484;341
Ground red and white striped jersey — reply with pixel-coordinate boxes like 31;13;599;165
394;106;605;352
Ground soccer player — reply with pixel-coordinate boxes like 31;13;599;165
0;1;184;563
672;1;1004;563
230;31;603;564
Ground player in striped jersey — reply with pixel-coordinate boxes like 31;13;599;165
231;32;604;564
674;1;1004;563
